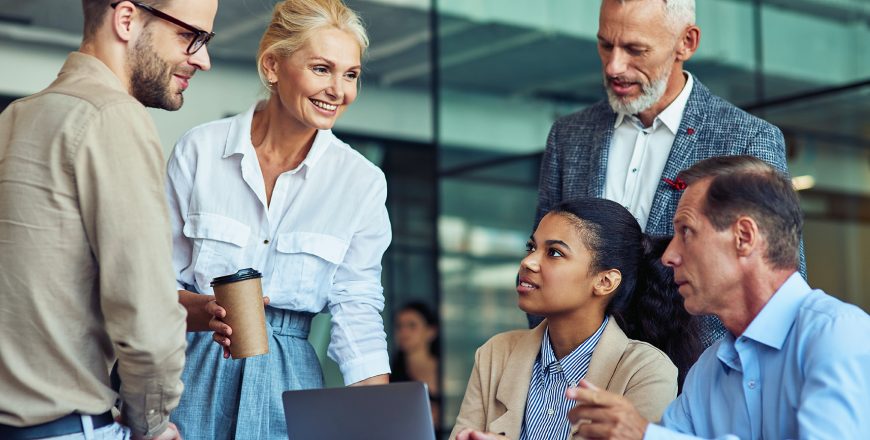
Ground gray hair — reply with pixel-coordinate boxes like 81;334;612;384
613;0;695;33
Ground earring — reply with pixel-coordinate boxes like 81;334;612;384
268;79;277;89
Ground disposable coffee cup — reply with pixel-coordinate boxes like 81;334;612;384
211;268;269;359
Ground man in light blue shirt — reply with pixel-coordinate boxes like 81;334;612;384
565;155;870;439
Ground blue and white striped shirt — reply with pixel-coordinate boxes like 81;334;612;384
519;317;609;440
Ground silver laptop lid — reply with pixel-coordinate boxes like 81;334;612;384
282;381;436;440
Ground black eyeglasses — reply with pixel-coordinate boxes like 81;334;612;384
110;1;214;55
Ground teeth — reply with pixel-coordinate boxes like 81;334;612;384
312;100;337;111
520;282;535;288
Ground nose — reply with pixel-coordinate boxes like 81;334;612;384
520;252;540;273
661;237;680;268
603;48;628;78
189;45;212;71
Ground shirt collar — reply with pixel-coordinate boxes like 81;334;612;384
741;272;811;350
540;316;609;386
222;101;332;177
60;52;126;93
613;71;694;135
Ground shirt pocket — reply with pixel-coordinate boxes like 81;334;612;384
183;213;251;293
274;232;349;299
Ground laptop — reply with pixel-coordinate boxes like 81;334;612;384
282;381;436;440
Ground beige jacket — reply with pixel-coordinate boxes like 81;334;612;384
450;318;677;439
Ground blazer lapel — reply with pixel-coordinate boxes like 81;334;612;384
588;110;617;198
488;322;546;438
584;318;630;390
646;78;710;234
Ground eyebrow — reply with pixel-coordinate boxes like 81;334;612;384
308;56;361;70
528;236;572;251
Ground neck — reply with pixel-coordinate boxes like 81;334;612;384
405;347;434;364
251;96;317;166
720;268;795;336
637;68;686;127
546;311;606;360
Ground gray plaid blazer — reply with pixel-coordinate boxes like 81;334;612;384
532;76;805;345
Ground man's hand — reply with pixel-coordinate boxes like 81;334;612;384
566;380;648;440
131;422;182;440
455;428;511;440
208;296;270;359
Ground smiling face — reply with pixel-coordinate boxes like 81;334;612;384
517;213;610;320
128;0;216;110
597;0;681;115
662;178;741;316
264;27;361;132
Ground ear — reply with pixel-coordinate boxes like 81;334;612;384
675;25;700;62
110;1;139;44
733;216;759;258
593;269;622;298
262;53;280;83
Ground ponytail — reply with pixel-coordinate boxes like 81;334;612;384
614;235;703;391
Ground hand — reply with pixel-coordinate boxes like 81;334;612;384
566;380;648;440
209;296;270;359
455;428;511;440
131;422;182;440
177;290;215;332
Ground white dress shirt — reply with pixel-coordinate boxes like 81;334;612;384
604;73;694;230
165;102;392;384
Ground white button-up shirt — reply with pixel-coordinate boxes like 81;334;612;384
165;102;392;384
604;73;694;230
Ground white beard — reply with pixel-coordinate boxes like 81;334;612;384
605;68;671;116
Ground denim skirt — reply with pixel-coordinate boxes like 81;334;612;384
171;307;324;440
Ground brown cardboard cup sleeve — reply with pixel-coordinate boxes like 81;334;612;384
211;268;269;359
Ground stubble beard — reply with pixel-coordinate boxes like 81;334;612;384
128;29;182;111
604;63;672;116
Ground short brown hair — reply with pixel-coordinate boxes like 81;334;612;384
677;155;802;270
81;0;171;41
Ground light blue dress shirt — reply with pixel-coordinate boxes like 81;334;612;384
644;272;870;439
520;317;608;440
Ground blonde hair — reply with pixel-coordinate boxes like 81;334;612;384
256;0;369;89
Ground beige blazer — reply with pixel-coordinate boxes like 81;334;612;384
450;318;678;439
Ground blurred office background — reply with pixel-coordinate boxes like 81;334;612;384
1;0;868;436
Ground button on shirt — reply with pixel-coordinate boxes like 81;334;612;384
165;102;392;384
520;317;609;440
605;73;694;230
645;273;870;440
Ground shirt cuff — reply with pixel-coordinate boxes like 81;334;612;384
339;350;390;385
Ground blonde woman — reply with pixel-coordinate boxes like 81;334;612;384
166;1;390;438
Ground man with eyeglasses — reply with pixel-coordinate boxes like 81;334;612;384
0;1;217;439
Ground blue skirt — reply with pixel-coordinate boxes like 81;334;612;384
171;308;324;440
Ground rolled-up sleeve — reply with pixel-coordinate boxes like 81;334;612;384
326;176;392;385
74;101;187;437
